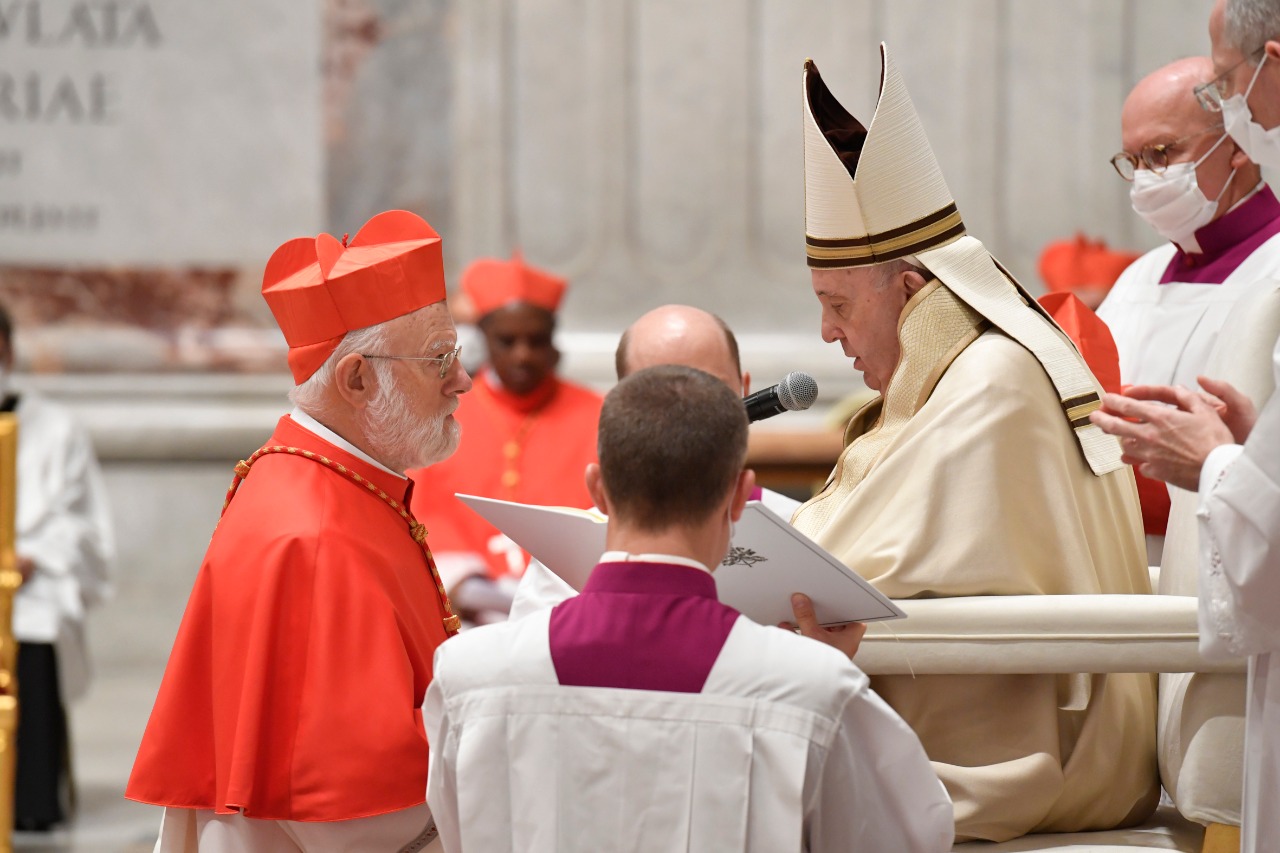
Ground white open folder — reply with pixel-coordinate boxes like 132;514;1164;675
457;495;905;627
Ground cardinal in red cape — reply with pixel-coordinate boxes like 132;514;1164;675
408;253;602;624
1038;233;1141;310
126;211;471;851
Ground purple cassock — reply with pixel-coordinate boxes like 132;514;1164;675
549;562;740;693
1161;185;1280;283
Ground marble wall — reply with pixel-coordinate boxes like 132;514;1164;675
444;0;1216;335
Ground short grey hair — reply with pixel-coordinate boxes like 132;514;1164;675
874;257;929;288
288;322;393;417
1225;0;1280;57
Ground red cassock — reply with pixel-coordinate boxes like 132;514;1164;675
125;415;451;821
409;372;602;581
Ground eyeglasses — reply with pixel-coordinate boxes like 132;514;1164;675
1109;125;1224;181
361;345;462;379
1195;47;1266;113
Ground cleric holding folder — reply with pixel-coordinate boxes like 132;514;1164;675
126;211;468;851
792;46;1157;841
425;365;954;852
508;303;862;652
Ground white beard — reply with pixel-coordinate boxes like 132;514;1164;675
362;366;460;472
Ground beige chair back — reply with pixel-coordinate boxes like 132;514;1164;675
1157;280;1280;825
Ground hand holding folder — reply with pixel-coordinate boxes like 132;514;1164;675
458;495;904;627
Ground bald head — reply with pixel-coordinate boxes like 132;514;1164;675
1122;56;1219;151
616;305;746;395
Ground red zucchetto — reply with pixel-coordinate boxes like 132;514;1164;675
1038;234;1141;295
460;252;566;318
262;210;447;383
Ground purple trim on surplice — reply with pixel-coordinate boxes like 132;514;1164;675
749;485;764;501
548;562;741;693
1161;185;1280;284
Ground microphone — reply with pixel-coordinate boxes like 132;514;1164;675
743;372;818;423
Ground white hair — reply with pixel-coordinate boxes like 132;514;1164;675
362;365;459;471
1225;0;1280;57
874;257;929;288
288;322;393;418
288;311;459;471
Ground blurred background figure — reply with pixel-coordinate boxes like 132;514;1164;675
1035;234;1135;399
1098;55;1280;565
410;254;603;625
0;303;114;832
1038;233;1142;310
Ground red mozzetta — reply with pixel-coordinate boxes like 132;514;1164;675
126;415;451;820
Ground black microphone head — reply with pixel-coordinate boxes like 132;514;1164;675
776;371;819;412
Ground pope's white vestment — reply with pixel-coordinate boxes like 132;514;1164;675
1196;336;1280;853
426;558;953;853
790;282;1158;842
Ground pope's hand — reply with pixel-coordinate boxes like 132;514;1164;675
780;592;867;659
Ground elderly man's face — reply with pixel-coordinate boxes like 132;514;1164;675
364;303;472;470
811;265;911;393
1120;60;1238;205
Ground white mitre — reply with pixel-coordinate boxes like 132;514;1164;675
802;44;1122;476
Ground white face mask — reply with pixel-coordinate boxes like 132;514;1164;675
1221;53;1280;171
1130;132;1236;250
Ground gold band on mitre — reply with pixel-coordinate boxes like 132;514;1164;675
806;203;966;268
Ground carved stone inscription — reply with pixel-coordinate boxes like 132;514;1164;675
0;1;323;265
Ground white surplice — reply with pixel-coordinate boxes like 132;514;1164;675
1196;336;1280;853
1097;223;1280;562
1097;216;1280;393
12;391;114;702
425;605;952;853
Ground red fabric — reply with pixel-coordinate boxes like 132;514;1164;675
1039;294;1167;532
126;416;450;821
1038;233;1140;294
1037;292;1122;395
1133;468;1172;538
408;372;602;581
460;252;567;317
262;210;448;382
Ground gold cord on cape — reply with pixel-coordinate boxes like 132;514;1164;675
222;445;461;636
793;280;986;535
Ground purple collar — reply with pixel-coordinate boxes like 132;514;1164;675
581;561;718;599
1162;185;1280;284
549;561;739;693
